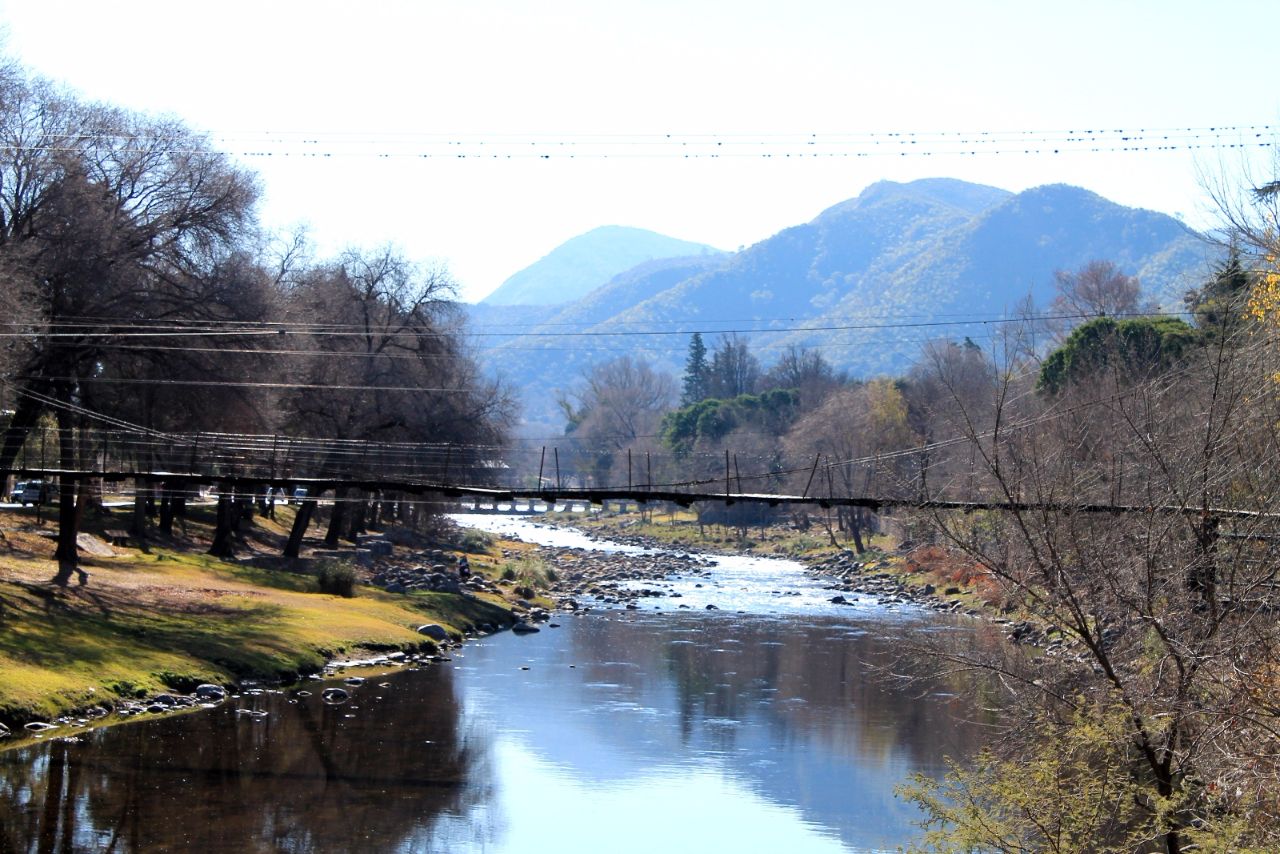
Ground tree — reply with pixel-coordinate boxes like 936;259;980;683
1187;246;1254;338
559;355;675;486
279;246;513;549
761;344;842;408
1037;316;1198;395
901;318;1280;851
680;332;709;405
1051;260;1148;320
784;380;917;550
706;333;759;399
0;64;260;582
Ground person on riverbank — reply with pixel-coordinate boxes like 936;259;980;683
457;555;471;581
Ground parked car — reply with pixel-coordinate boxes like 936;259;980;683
290;487;308;504
18;480;52;506
10;480;27;503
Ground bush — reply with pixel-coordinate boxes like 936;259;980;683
500;566;517;581
457;529;493;554
316;559;357;598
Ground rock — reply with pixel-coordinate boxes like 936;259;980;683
386;582;407;594
151;694;177;707
705;604;718;610
343;676;365;685
945;587;961;595
0;722;9;738
146;704;167;714
194;684;226;701
25;721;59;733
321;687;350;703
511;622;540;634
829;595;848;605
417;624;449;641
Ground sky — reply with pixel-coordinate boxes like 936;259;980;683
0;0;1275;303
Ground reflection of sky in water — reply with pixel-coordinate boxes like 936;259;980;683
426;739;860;854
0;516;988;853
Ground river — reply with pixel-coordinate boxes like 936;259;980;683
0;516;994;853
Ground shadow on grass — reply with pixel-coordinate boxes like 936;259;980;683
0;581;315;680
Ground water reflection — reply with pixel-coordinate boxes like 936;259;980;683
0;518;996;852
445;612;992;851
0;666;486;853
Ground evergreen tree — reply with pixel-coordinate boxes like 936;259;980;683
1185;246;1254;338
681;332;709;404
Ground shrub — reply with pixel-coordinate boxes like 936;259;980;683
457;529;493;554
316;559;357;598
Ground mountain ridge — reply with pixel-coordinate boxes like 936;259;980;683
480;225;725;306
466;178;1215;434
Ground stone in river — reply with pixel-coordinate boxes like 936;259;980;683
194;684;227;701
511;622;540;634
321;687;350;703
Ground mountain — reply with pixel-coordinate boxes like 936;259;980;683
467;179;1215;434
480;225;725;306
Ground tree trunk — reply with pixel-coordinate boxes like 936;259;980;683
130;488;148;539
284;497;318;559
346;491;368;540
52;405;87;586
848;507;866;554
158;483;174;535
324;488;348;547
208;491;237;557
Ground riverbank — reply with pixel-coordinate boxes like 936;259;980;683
0;506;519;744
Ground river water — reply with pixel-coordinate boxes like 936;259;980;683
0;516;994;853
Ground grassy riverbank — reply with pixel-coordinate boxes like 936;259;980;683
0;506;515;731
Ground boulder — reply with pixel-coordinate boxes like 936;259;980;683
416;624;450;641
194;684;227;701
511;622;540;634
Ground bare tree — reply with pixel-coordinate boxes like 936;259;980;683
706;333;759;399
902;320;1280;851
0;65;260;581
560;355;675;487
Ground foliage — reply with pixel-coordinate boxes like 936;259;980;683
901;706;1272;853
315;559;357;597
681;332;709;405
1037;315;1197;394
497;555;554;592
454;528;494;554
1188;246;1255;337
661;389;799;458
705;332;760;399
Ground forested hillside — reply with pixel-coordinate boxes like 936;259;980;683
472;178;1212;433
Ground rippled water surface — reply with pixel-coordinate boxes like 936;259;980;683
0;516;994;852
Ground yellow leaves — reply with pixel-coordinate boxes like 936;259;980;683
1247;253;1280;324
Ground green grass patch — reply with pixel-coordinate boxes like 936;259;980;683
0;542;513;730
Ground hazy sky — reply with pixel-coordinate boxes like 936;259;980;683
0;0;1275;302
